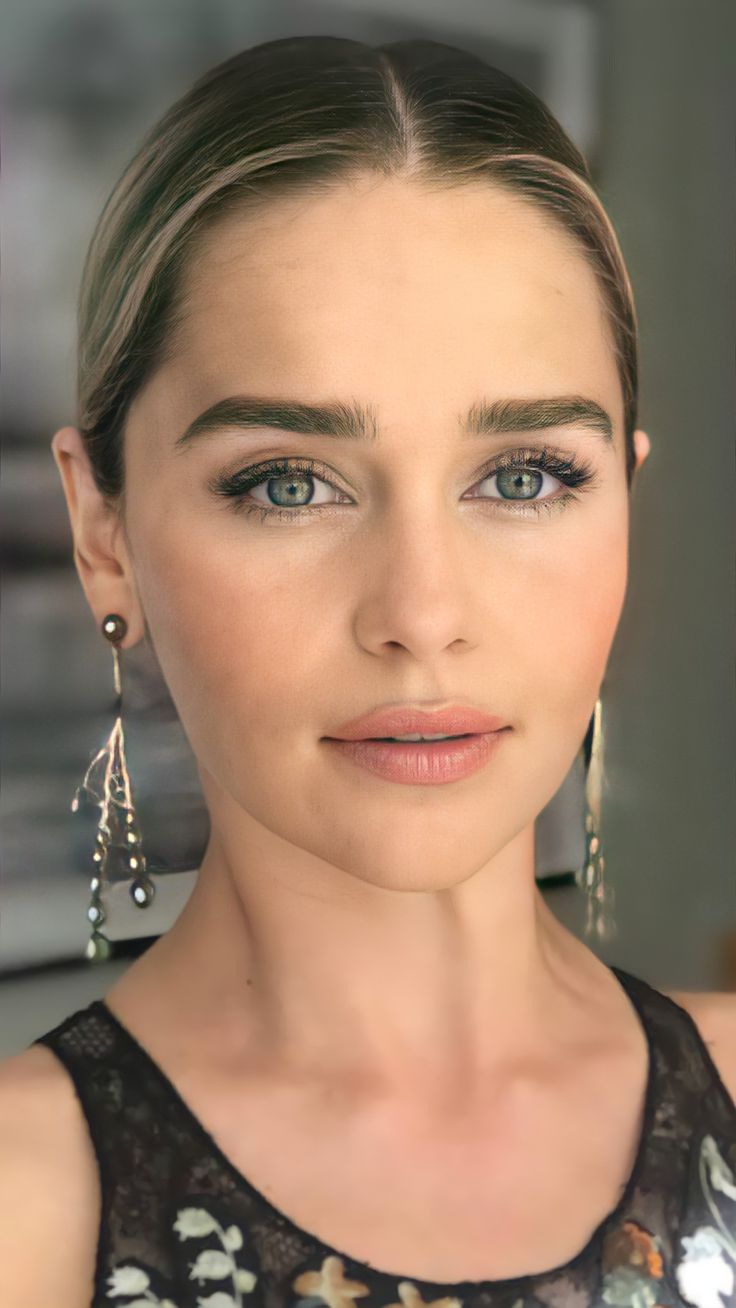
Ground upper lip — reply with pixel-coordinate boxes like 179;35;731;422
324;704;510;740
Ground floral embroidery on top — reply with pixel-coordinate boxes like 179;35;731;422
105;1262;179;1306
102;1133;736;1308
675;1134;736;1308
291;1253;371;1308
292;1254;464;1308
599;1219;666;1305
105;1205;258;1307
173;1205;258;1305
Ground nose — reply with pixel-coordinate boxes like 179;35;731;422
350;506;487;662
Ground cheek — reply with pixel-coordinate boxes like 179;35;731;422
527;510;629;725
130;513;330;764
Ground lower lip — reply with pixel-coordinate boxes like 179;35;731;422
323;730;509;785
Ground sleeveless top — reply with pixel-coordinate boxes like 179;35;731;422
32;964;736;1308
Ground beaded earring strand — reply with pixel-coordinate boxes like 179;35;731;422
71;613;156;962
575;695;617;941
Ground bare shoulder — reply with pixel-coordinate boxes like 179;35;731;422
0;1043;100;1308
663;987;736;1106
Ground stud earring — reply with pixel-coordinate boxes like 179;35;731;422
71;613;156;963
575;695;617;942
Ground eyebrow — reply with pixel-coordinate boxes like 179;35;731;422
174;393;614;451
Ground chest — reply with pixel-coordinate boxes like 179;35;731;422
193;1059;646;1284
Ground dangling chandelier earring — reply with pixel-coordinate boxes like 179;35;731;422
71;613;156;962
575;695;617;942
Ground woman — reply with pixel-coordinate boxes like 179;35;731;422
1;35;734;1308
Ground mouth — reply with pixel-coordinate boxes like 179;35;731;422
359;732;477;743
322;729;509;785
326;706;509;740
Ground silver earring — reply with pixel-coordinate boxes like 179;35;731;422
575;695;617;941
71;613;156;962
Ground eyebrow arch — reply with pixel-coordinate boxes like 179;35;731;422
174;393;614;451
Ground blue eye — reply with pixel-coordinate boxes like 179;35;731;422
210;458;349;521
210;446;598;523
248;464;342;510
479;464;550;502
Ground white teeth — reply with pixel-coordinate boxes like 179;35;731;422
384;733;460;742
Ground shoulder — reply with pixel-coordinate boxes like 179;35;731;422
0;1044;100;1307
662;987;736;1106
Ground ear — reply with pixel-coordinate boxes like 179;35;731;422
50;426;146;648
632;429;651;472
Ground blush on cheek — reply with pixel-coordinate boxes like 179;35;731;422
132;550;239;744
143;578;305;797
580;583;629;716
530;523;629;733
586;534;630;668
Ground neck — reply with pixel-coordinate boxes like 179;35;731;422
150;816;600;1107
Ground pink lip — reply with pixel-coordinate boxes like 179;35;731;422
324;731;508;785
325;703;509;740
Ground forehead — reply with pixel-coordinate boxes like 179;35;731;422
161;176;620;430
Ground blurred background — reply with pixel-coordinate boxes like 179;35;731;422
1;0;734;1056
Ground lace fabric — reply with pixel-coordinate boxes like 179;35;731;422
32;965;736;1308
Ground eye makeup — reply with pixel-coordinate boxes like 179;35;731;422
208;443;600;525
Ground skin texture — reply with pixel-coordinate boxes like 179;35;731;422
52;175;653;1110
10;172;727;1295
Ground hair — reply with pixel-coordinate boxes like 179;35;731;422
76;35;638;512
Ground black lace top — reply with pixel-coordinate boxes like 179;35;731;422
32;965;736;1308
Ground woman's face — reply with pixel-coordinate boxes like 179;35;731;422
113;176;645;891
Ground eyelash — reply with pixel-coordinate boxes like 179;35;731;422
209;445;600;523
